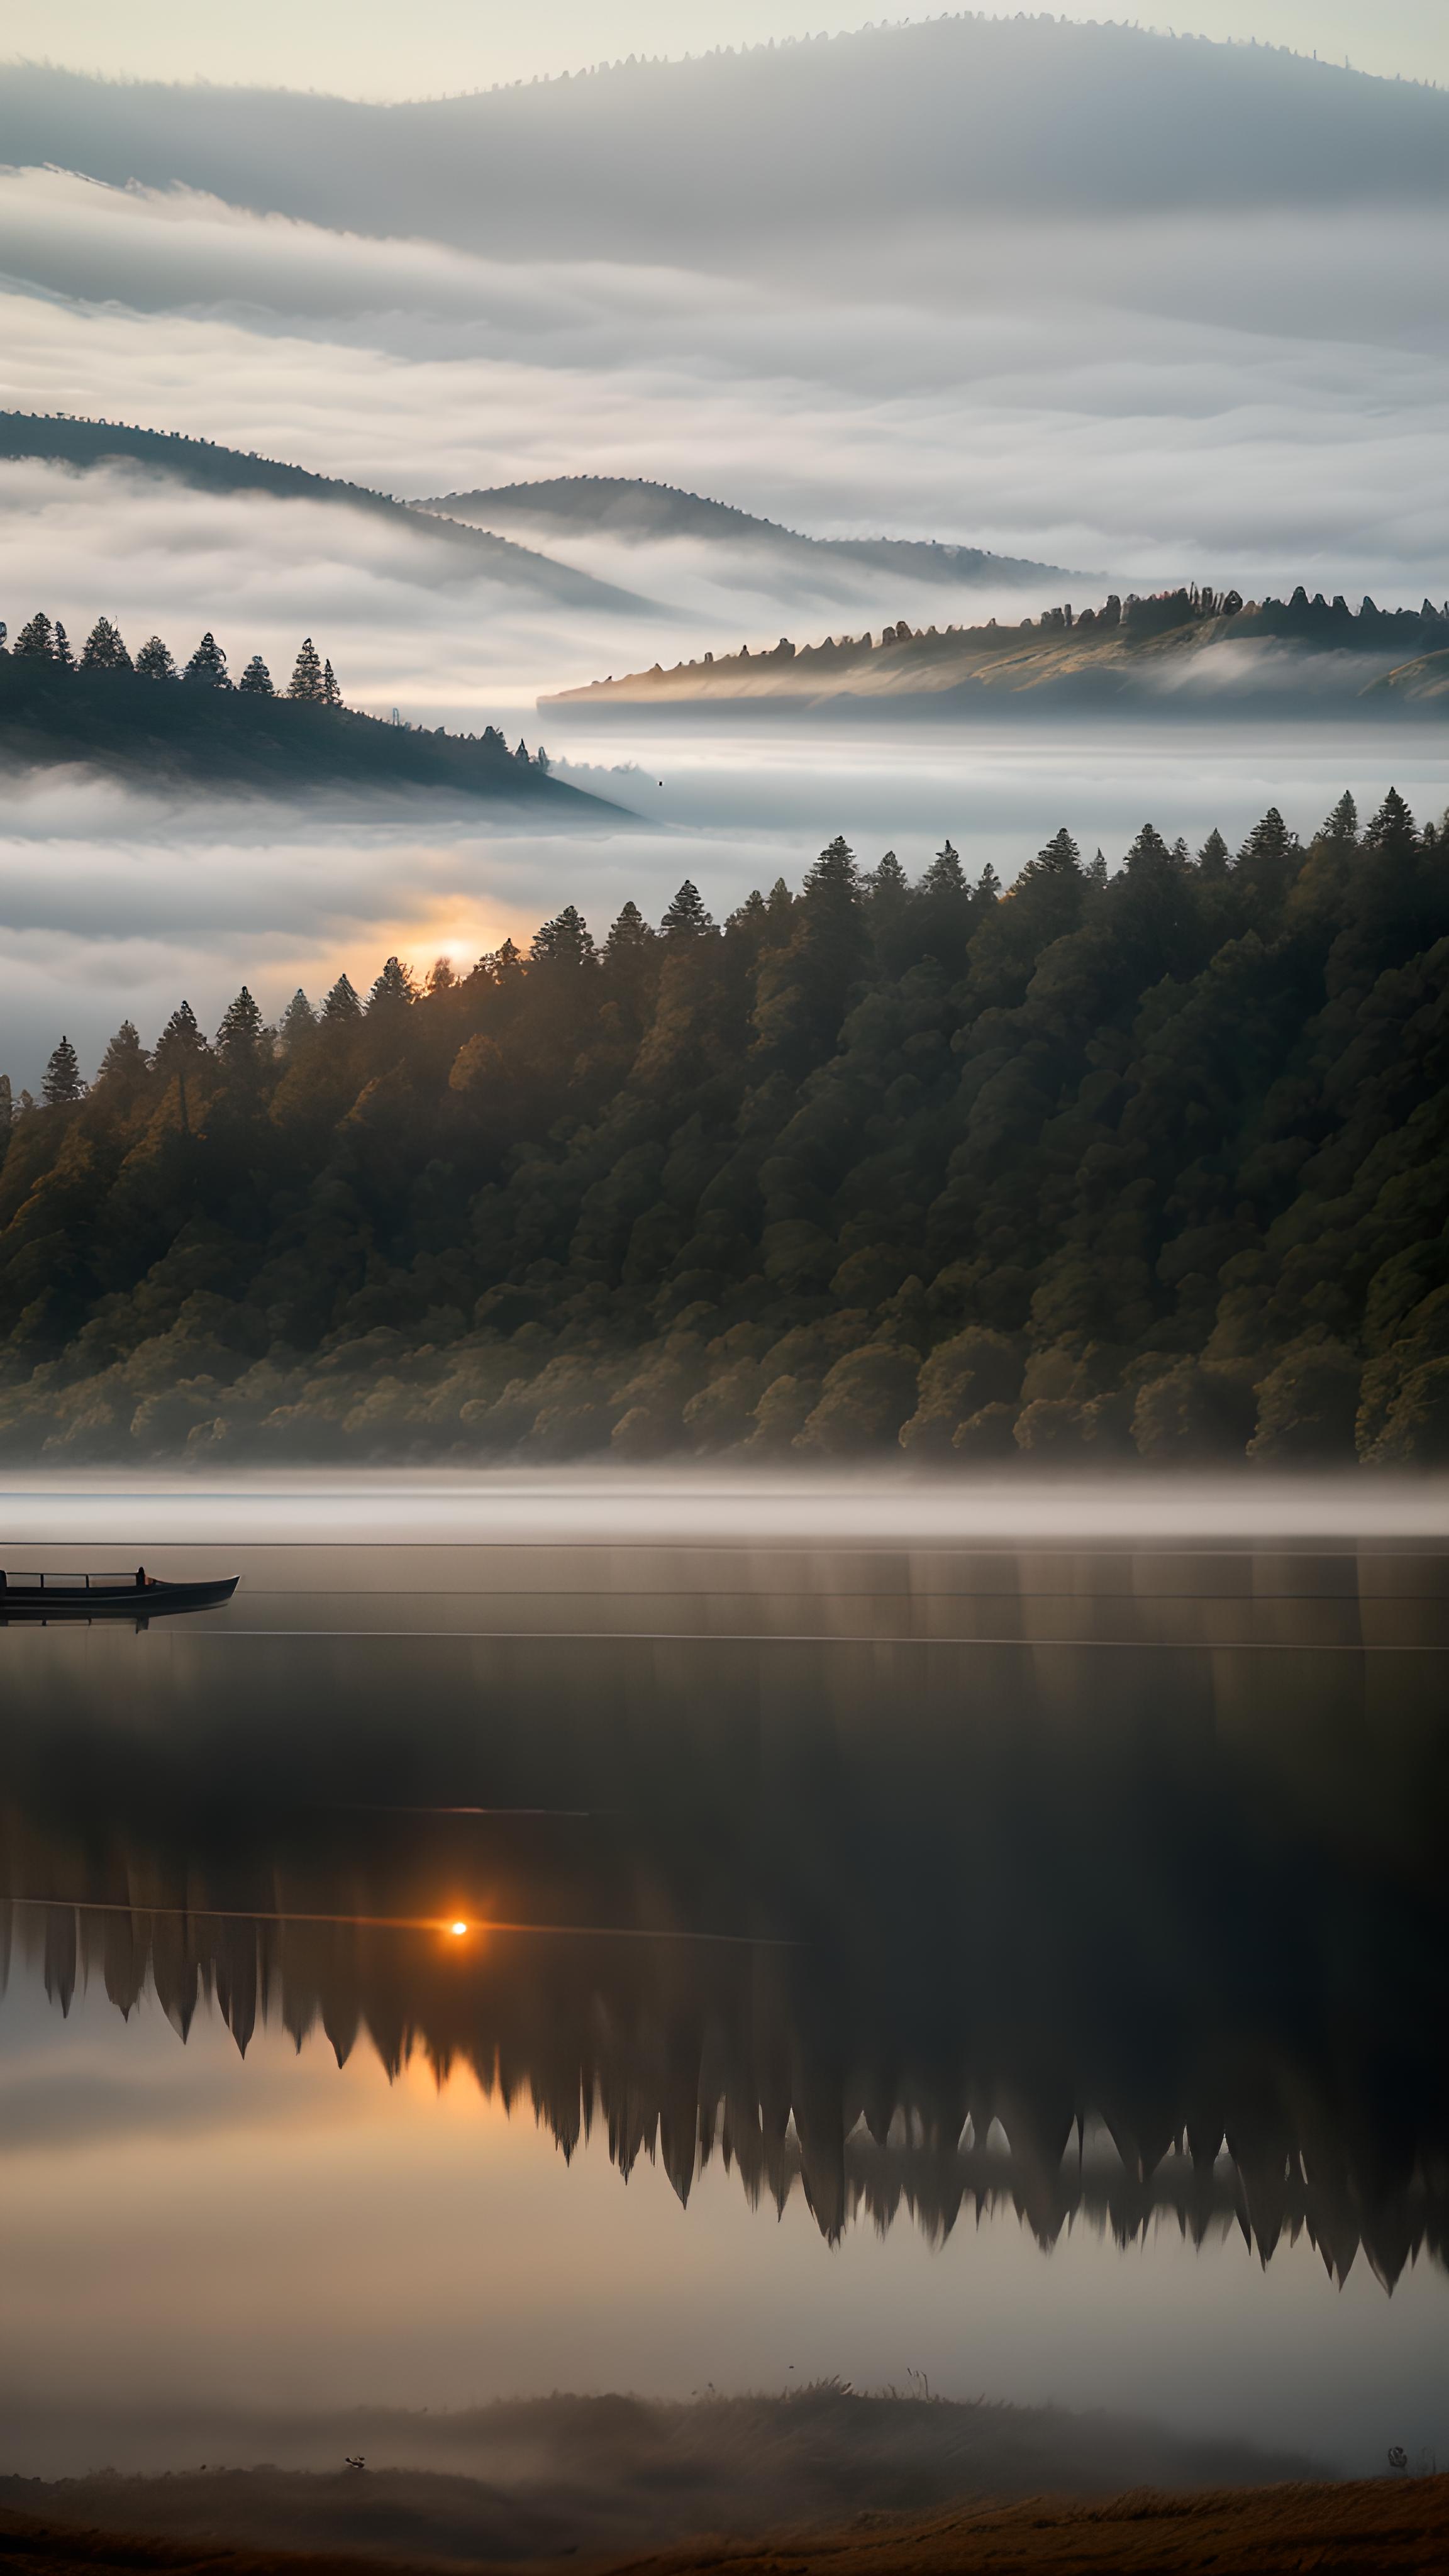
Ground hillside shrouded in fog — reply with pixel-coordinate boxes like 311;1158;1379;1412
6;22;1449;252
550;587;1449;720
3;22;1448;1085
5;792;1449;1468
3;19;1449;614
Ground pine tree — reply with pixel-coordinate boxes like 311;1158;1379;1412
0;1074;12;1128
238;654;275;696
604;901;655;966
1233;807;1301;916
975;862;1002;903
803;835;860;902
53;622;75;672
765;878;796;937
94;1021;148;1091
13;612;55;660
368;956;416;1014
1043;827;1084;874
153;1000;205;1071
1320;792;1359;848
1124;823;1174;873
923;839;967;896
184;632;230;689
216;987;265;1069
322;658;341;708
42;1035;84;1105
862;850;913;967
531;906;596;968
1197;828;1231;879
136;635;179;681
1236;808;1295;872
323;974;362;1022
279;989;317;1052
916;838;974;968
1023;828;1082;882
81;616;133;672
1085;850;1109;889
866;850;909;902
660;880;714;938
533;744;551;774
1363;789;1418;862
514;737;531;763
287;638;325;702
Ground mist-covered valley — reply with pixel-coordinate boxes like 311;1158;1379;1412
1;18;1449;1463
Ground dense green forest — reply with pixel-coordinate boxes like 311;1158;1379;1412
0;613;582;801
3;789;1449;1467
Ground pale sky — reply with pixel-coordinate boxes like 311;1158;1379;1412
1;3;1445;102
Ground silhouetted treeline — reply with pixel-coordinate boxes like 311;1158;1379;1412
5;609;342;702
557;584;1449;709
0;636;569;796
4;789;1449;1462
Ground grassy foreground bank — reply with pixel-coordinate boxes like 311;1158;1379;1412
2;2479;1448;2576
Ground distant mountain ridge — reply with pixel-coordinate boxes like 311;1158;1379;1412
1;22;1446;269
422;475;1078;591
0;416;653;614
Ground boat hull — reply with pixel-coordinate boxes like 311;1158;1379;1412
0;1577;239;1621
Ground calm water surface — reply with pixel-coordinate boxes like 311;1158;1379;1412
2;1497;1446;2479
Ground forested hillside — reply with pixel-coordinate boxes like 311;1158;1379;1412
427;475;1073;591
0;636;586;802
550;587;1449;716
0;415;648;611
3;792;1449;1467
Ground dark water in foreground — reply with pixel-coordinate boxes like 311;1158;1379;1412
1;1523;1446;2480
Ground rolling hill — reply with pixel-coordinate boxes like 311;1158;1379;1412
0;416;653;615
423;475;1077;593
1;22;1446;266
543;585;1449;722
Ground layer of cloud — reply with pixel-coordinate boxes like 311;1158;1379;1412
3;726;1443;1087
0;34;1446;1078
4;27;1449;261
6;280;1449;620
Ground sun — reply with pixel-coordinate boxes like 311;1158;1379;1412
448;1919;469;1936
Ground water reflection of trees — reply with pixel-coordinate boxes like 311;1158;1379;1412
1;1614;1446;2291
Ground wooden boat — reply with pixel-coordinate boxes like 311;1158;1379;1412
0;1568;239;1621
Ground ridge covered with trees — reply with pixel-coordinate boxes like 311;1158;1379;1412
4;790;1449;1465
0;609;587;801
0;414;651;611
548;586;1449;716
426;473;1074;589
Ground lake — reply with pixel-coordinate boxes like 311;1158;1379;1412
1;1477;1446;2489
